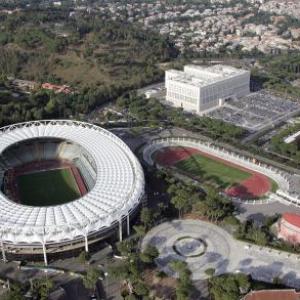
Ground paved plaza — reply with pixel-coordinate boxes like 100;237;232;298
236;200;300;222
142;220;300;287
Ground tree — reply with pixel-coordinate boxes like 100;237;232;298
125;294;137;300
3;284;23;300
169;260;188;275
121;289;129;299
235;273;251;294
140;245;159;264
83;267;103;292
209;274;250;300
134;281;149;297
273;276;282;285
249;227;268;246
193;187;234;222
78;250;90;264
133;225;146;237
205;268;215;278
116;239;136;257
140;207;154;229
169;260;193;300
108;261;132;281
32;277;54;300
170;188;190;218
108;242;153;299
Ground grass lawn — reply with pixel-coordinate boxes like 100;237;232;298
271;179;279;193
175;154;251;188
17;168;80;206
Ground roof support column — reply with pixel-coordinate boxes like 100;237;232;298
119;219;123;242
84;233;89;253
42;242;48;267
1;239;6;263
126;214;130;237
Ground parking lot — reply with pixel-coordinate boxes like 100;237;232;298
208;91;300;131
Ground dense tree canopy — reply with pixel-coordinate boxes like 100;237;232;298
270;123;300;164
0;8;179;127
169;260;194;300
209;273;250;300
253;53;300;98
117;93;245;141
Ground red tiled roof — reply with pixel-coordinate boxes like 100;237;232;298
41;83;72;94
283;213;300;228
243;290;300;300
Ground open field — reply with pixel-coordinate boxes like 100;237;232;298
176;154;251;188
17;168;80;206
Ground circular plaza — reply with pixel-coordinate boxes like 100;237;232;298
141;219;239;280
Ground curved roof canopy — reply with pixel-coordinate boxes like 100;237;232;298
0;120;144;245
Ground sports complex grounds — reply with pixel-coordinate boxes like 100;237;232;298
154;146;276;199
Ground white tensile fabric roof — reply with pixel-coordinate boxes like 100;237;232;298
0;120;144;245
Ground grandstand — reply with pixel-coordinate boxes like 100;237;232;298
0;137;97;205
74;156;96;190
0;120;145;265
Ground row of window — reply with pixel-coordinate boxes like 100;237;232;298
168;83;197;97
200;83;249;103
167;91;197;104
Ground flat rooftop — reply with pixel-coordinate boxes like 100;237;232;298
284;130;300;144
166;64;249;88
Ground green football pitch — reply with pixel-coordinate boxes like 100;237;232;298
175;154;251;188
17;168;80;206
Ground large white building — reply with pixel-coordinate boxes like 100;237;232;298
165;64;250;114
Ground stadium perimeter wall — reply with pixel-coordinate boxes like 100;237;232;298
3;201;142;262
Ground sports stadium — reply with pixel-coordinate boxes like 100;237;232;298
143;137;292;202
0;120;144;264
154;146;273;199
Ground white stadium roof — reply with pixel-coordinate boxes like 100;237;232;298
0;120;144;246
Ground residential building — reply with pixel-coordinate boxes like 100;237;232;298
277;213;300;244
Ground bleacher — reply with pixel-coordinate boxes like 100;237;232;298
22;145;35;163
44;143;57;160
2;153;19;168
0;169;5;185
81;154;96;177
0;138;97;194
73;158;96;190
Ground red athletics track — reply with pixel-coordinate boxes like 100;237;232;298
155;146;271;199
71;166;87;196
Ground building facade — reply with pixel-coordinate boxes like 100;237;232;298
165;64;250;114
277;213;300;244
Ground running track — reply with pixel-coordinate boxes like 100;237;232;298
155;146;271;199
